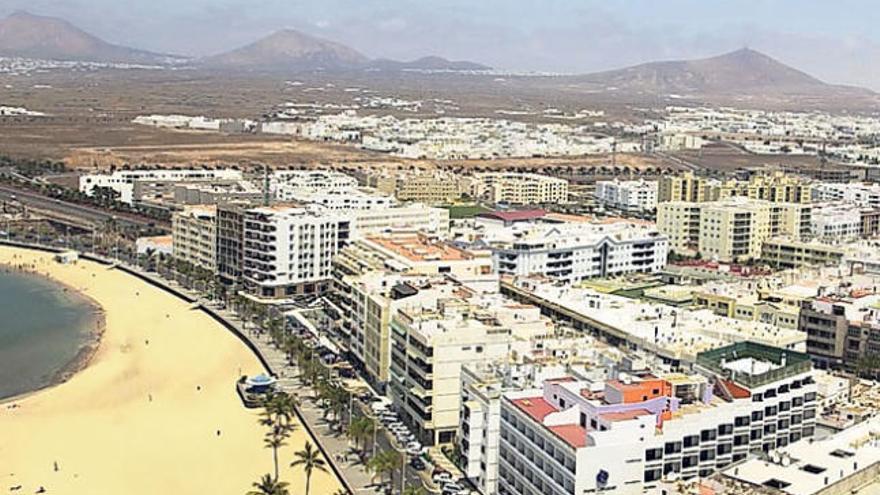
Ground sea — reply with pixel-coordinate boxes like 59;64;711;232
0;270;97;400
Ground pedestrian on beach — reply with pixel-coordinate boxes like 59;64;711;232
53;461;58;472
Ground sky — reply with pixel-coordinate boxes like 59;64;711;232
2;0;879;90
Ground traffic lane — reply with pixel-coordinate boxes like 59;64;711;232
0;185;164;228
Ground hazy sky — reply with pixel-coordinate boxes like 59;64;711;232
3;0;879;89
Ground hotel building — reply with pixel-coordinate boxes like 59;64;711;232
80;168;243;204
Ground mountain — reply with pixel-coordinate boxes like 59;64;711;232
0;11;179;64
567;48;875;98
368;56;491;72
201;29;369;70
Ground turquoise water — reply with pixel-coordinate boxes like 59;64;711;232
0;270;97;400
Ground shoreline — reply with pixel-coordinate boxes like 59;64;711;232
0;260;106;405
0;245;343;494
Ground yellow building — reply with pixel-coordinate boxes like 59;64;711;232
760;237;847;269
692;284;800;329
171;205;217;272
469;172;569;205
659;171;812;204
366;171;462;204
657;198;811;262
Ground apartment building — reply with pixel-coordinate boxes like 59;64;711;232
389;293;550;446
658;172;812;205
799;293;880;370
498;342;817;495
469;172;569;205
810;203;864;241
329;233;494;389
657;198;811;262
242;206;351;297
490;221;668;283
79;168;244;204
658;173;719;203
172;180;262;206
813;182;880;208
269;169;359;201
171;205;218;272
366;170;462;204
692;282;801;330
216;203;247;284
761;238;846;269
350;204;449;237
594;179;658;212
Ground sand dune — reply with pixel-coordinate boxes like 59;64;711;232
0;247;342;495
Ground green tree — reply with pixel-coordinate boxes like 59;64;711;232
264;429;288;481
290;441;327;495
246;474;290;495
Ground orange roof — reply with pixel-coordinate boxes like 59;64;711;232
511;397;557;422
720;379;751;399
549;424;588;448
599;408;654;422
368;234;472;262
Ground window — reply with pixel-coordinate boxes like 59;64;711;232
734;434;749;446
804;408;816;420
793;397;804;407
751;411;764;421
665;442;682;455
764;424;777;434
701;429;717;442
779;401;791;412
645;448;663;462
644;468;662;482
699;449;716;462
716;443;732;455
683;435;700;448
682;455;699;468
663;462;681;475
735;416;751;427
778;419;790;430
805;392;817;403
752;393;764;402
718;424;734;436
750;429;763;441
765;405;778;417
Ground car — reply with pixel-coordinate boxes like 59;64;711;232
409;458;426;470
442;483;463;494
433;472;452;484
405;441;421;450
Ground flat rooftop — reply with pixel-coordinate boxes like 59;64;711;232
368;233;472;262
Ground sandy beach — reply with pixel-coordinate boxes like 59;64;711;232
0;247;343;495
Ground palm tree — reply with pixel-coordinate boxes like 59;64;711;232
264;429;288;481
367;450;399;487
246;474;290;495
290;441;327;495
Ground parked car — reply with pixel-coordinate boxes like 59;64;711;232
410;457;426;471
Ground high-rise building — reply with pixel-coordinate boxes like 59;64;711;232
595;179;658;212
657;198;812;262
171;205;218;272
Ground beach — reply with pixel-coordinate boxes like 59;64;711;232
0;247;343;495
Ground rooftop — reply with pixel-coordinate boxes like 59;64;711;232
367;233;474;263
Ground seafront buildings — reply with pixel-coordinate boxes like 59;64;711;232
171;205;218;272
149;163;880;495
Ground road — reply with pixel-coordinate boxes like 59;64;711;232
0;184;168;231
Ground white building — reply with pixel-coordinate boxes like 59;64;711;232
813;182;880;208
810;203;863;241
79;168;243;204
498;343;818;495
595;180;659;212
242;206;351;298
489;220;668;283
270;169;359;201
